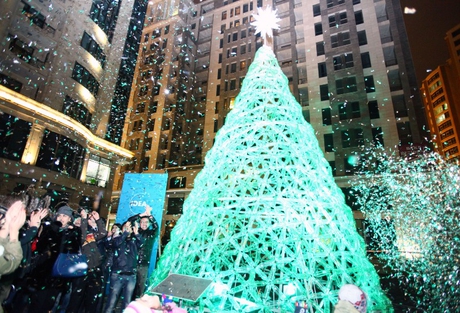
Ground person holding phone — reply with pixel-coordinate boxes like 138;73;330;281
103;220;144;313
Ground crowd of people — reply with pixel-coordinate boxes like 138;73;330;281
0;194;159;313
0;193;370;313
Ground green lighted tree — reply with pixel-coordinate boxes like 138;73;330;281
148;37;392;313
351;149;460;311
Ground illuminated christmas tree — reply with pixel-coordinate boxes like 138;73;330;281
149;8;392;313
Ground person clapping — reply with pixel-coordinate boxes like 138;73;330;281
0;196;26;278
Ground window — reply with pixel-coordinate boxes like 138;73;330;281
222;11;227;20
164;25;169;34
316;41;325;56
72;62;99;96
233;32;238;41
220;39;224;48
240;60;246;70
191;23;196;29
315;23;323;36
144;137;152;150
22;3;46;28
0;113;31;161
0;73;22;92
241;30;247;39
339;101;360;120
241;44;246;54
89;0;121;42
364;75;375;93
169;177;186;189
86;155;111;187
333;53;354;70
217;69;222;79
354;11;364;24
235;6;240;15
392;95;408;117
322;108;332;125
368;100;380;119
63;96;92;128
372;127;384;147
231;62;237;73
397;122;412;146
380;24;393;44
318;62;327;78
36;130;85;178
138;85;148;97
8;35;45;69
313;4;321;17
331;32;350;48
166;197;184;214
149;101;158;114
231;47;237;56
221;24;226;33
387;69;402;91
324;134;334;152
163;119;171;130
243;3;249;13
320;84;329;101
81;32;106;67
361;52;371;68
341;128;364;148
329;12;347;27
214;119;218;132
147;119;155;132
358;30;367;45
336;77;357;94
383;46;397;66
216;85;220;96
230;79;236;90
133;120;143;131
218;53;222;63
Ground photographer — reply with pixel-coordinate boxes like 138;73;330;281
103;219;144;313
130;206;159;299
67;209;107;313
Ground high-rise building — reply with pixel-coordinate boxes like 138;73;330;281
0;0;146;214
115;0;426;236
421;23;460;160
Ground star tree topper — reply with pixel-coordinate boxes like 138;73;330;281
251;6;280;47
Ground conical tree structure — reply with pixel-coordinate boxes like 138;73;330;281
149;46;393;313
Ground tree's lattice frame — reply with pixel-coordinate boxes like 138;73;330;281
149;46;392;313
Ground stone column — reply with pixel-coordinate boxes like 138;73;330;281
21;123;46;165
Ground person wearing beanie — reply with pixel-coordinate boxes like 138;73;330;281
17;204;81;311
334;284;367;313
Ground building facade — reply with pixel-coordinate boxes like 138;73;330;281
421;23;460;160
116;0;426;240
0;0;144;215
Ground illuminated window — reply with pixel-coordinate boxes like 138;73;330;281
86;155;111;187
229;97;236;109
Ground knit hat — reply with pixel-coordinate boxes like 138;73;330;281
338;284;367;313
57;205;74;221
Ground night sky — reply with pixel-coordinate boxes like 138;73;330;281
400;0;460;84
